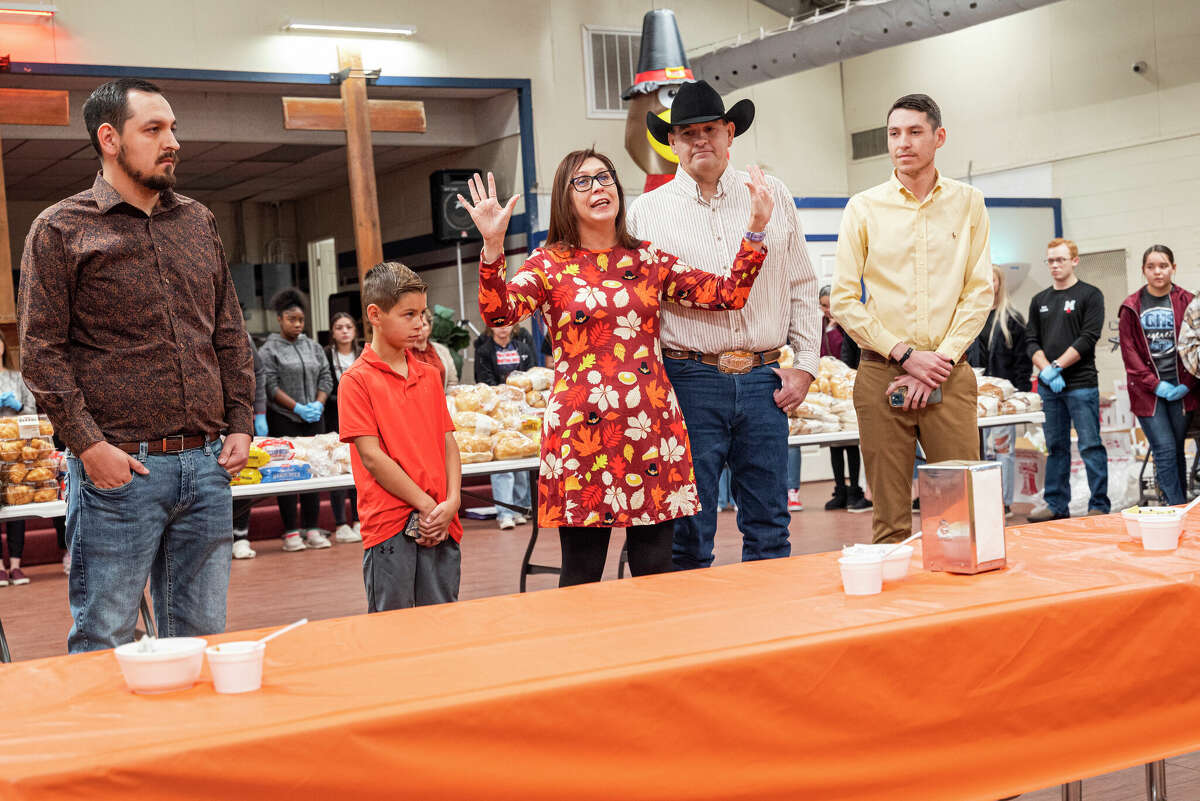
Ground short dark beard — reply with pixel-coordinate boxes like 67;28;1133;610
117;144;176;191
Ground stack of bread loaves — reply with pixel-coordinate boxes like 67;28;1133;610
448;366;553;464
0;415;60;506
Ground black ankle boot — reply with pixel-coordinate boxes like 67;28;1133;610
824;485;848;510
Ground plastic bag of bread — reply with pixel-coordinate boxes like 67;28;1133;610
230;467;262;486
453;430;493;463
488;400;527;430
977;376;1016;400
505;370;533;392
245;444;271;469
977;395;1000;417
32;480;59;503
527;366;554;391
525;389;547;408
453;411;499;437
778;345;794;370
256;438;295;462
492;384;526;403
828;376;853;400
0;414;53;441
518;415;543;438
1012;391;1041;411
4;483;34;506
492;430;538;460
453;384;499;413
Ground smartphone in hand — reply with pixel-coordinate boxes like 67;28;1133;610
888;385;942;407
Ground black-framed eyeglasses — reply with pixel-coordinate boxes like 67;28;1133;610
569;170;616;192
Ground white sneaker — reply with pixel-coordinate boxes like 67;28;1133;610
62;552;71;575
232;539;257;559
353;521;361;536
514;514;528;525
281;531;307;552
787;488;804;512
303;529;332;549
334;524;361;543
498;517;516;530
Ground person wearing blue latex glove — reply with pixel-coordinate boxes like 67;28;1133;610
254;414;268;437
1121;244;1198;506
1154;381;1177;399
1038;364;1064;393
260;288;334;551
0;391;19;411
1027;238;1109;522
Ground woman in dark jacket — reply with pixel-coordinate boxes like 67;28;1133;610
969;267;1033;516
1119;245;1197;505
325;311;363;542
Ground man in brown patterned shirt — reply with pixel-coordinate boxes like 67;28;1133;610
18;78;254;653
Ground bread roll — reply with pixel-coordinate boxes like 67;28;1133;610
22;467;55;483
5;484;33;505
0;420;18;440
505;371;533;391
453;384;496;413
492;430;538;460
33;486;59;503
525;390;546;408
452;411;499;437
453;430;493;463
527;367;554;391
39;417;55;436
0;441;23;462
493;384;526;403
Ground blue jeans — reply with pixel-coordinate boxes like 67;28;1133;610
1039;384;1110;515
787;446;802;490
664;358;791;569
1137;400;1193;506
982;425;1017;507
717;466;734;509
490;470;531;523
65;439;233;653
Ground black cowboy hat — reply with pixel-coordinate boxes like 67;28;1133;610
646;80;754;145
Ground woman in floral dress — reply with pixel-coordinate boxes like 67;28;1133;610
462;150;773;586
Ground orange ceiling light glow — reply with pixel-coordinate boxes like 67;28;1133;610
0;4;57;17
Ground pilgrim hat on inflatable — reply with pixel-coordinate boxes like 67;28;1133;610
645;80;755;146
622;8;694;101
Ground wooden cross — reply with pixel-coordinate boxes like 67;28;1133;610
0;88;71;354
281;46;427;297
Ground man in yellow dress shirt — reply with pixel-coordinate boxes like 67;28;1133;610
831;94;993;543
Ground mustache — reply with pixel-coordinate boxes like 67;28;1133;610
158;153;179;165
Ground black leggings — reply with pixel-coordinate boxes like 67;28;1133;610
830;445;862;489
329;488;359;525
267;410;325;532
3;521;25;561
558;522;674;587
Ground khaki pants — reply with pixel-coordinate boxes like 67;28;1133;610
853;359;979;543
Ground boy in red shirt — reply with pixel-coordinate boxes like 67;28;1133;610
338;262;462;612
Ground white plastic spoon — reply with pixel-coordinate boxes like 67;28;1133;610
257;618;308;645
882;531;921;560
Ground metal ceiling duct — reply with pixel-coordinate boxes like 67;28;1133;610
692;0;1063;92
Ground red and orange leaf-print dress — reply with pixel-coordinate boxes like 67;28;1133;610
478;241;765;528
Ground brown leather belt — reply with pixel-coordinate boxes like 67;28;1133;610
663;348;782;374
115;434;212;454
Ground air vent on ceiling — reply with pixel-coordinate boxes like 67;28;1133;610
851;126;888;160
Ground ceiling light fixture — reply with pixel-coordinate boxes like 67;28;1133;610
282;21;415;36
0;3;56;17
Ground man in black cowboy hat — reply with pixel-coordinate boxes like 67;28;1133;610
628;79;821;571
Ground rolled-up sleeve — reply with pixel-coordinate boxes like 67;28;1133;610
17;218;105;454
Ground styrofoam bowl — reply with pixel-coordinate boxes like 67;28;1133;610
838;556;883;595
206;641;266;694
845;544;914;581
1121;509;1142;540
114;637;207;694
1139;515;1184;551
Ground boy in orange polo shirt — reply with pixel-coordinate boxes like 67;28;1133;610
338;262;462;612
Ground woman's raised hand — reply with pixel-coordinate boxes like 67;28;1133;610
458;172;520;261
745;164;774;233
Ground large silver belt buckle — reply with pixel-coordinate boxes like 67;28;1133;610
161;435;186;453
717;350;754;374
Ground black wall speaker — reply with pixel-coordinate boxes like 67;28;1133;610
430;169;482;244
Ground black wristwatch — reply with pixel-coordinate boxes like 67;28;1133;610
897;347;914;366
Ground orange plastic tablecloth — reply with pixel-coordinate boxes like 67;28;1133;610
4;515;1200;801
